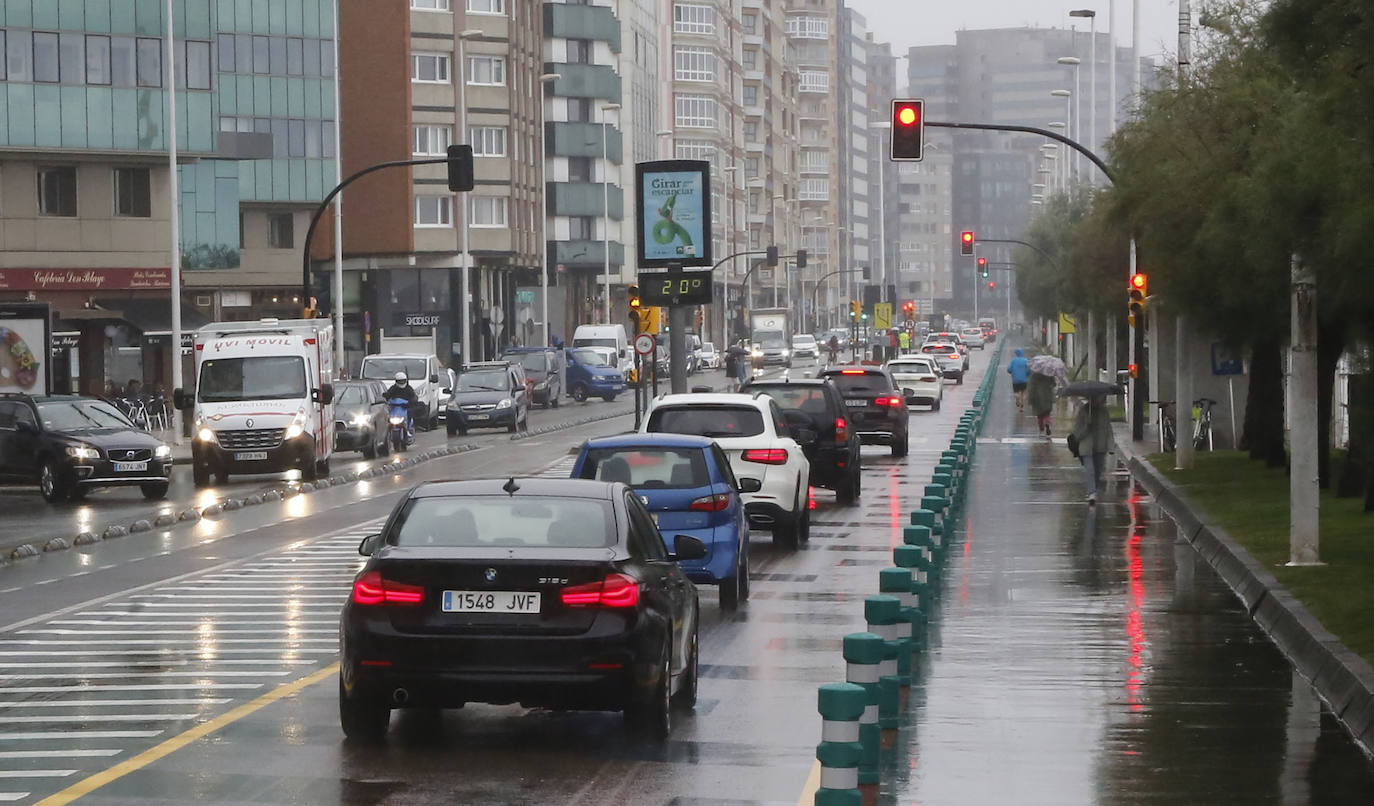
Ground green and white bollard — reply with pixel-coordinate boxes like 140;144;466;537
910;508;942;550
864;595;903;731
880;566;923;660
843;632;884;788
815;683;866;806
894;542;935;609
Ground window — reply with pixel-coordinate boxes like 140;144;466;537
288;119;305;157
470;126;507;157
36;167;78;217
0;30;6;80
466;55;505;85
674;94;716;128
742;49;757;71
786;16;829;38
567;98;592;122
267;213;295;248
411;52;450;82
33;32;59;83
568;216;594;240
673;4;714;34
801;150;828;172
412;124;451;156
566;39;591;64
743;157;759;176
412;0;451;9
799;70;828;93
466;0;504;11
800;178;829;201
85;35;111;84
470;196;508;227
113;168;151;218
185;40;211;89
742;85;758;107
415;196;453;227
59;33;84;84
675;139;715;164
268;36;286;75
673;46;713;82
285;37;303;75
567;157;592;183
742;14;757;35
136;37;161;86
216;34;233;73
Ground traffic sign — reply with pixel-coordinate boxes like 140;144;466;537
634;332;656;356
873;302;893;330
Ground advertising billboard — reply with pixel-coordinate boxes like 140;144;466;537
635;160;712;268
0;303;52;395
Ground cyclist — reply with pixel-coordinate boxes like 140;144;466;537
1006;348;1030;411
827;335;839;365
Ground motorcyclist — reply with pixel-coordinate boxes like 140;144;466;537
383;371;418;441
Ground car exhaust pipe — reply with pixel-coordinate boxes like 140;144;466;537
392;688;409;705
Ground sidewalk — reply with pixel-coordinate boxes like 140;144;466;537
880;349;1374;803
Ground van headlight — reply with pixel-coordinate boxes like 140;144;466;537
284;409;308;440
196;426;217;443
351;414;372;427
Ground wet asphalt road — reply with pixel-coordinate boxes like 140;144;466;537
2;343;1369;805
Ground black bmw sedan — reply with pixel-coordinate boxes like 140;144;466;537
339;477;704;741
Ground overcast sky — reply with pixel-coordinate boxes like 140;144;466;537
846;0;1181;68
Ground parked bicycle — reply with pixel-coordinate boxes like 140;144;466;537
1150;398;1216;452
1192;397;1217;452
1150;400;1177;453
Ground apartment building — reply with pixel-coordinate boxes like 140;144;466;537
784;0;836;331
864;35;900;312
328;0;543;369
835;7;871;330
0;0;337;394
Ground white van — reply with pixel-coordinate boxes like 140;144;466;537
572;324;632;376
177;319;335;487
358;353;446;429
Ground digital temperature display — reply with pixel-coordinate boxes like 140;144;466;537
639;270;714;306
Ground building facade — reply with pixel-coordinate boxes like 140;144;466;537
834;7;870;331
784;0;834;332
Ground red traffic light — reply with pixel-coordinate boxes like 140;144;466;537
890;99;925;160
1128;363;1139;378
976;257;987;267
897;105;919;127
987;281;996;290
960;230;975;256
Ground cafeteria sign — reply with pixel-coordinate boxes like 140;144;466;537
635;160;712;268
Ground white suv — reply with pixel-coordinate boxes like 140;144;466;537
642;393;811;549
960;327;987;349
886;356;944;410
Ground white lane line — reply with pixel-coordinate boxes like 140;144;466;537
47;620;337;627
0;714;200;724
0;750;121;759
0;684;263;693
0;638;337;645
0;730;163;740
0;698;231;708
0;660;320;668
128;594;347;600
89;602;344;608
0;671;288;680
0;770;78;778
0;649;336;657
0;793;30;802
22;628;337;636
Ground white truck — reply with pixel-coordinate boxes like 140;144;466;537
176;319;336;487
749;307;792;368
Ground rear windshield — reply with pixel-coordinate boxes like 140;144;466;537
647;405;764;438
826;373;892;396
361;357;427;380
922;344;957;355
750;385;829;414
579;448;709;489
888;361;935;374
391;496;614;549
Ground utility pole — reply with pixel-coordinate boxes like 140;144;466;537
1288;255;1320;564
1174;0;1194;470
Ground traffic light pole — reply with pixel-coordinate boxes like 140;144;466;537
811;268;864;332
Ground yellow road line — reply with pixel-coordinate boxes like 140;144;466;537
36;663;339;806
796;759;820;805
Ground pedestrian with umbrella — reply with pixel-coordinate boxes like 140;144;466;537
725;343;750;391
1026;355;1066;437
1063;381;1121;504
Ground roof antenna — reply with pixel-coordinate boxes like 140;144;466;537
502;477;520;496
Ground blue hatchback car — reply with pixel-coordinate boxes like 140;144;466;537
572;434;755;608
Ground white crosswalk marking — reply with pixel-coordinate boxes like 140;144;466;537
0;519;389;799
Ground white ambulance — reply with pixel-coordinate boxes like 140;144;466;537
175;319;336;487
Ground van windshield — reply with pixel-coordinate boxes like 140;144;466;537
574;338;618;351
198;356;307;402
756;332;786;349
569;348;614;367
360;357;427;380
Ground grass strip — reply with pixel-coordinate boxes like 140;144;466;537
1153;450;1374;668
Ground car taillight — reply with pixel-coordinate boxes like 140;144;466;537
840;369;866;375
920;375;937;382
834;416;849;443
743;448;788;464
690;493;732;512
351;571;424;606
560;573;641;608
873;396;903;406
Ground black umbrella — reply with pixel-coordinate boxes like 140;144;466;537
1058;380;1124;397
726;345;750;357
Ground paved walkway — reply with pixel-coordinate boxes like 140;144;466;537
883;343;1374;805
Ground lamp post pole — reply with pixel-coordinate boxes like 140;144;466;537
456;29;481;366
537;73;560;347
1070;9;1098;184
165;0;182;443
600;103;621;322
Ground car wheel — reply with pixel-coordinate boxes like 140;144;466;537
719;569;739;610
552;393;560;409
797;505;811;544
671;625;699;710
362;433;377;459
772;513;799;550
602;393;617;403
507;419;518;434
626;638;672;740
378;433;391;456
571;384;588;403
140;482;169;500
317;458;330;478
891;431;909;458
933;398;942;412
39;460;67;503
447;421;458;437
214;464;230;485
836;473;857;505
338;679;390;743
738;542;751;600
301;454;318;481
192;462;211;488
956;374;964;385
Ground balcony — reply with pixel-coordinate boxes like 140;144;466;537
552;239;624;269
548;182;624;220
544;3;621;53
547;122;623;163
546;63;621;103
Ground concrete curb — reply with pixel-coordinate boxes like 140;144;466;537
1116;427;1374;756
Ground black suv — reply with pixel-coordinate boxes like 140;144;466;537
0;394;173;502
500;347;562;408
445;361;530;435
743;378;862;504
816;367;910;457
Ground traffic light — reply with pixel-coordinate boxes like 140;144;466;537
890;99;925;161
902;300;915;319
628;284;641;331
693;307;703;331
987;281;996;290
766;245;779;267
1128;363;1139;379
446;144;474;192
861;265;872;281
960;230;975;256
796;249;807;269
640;305;660;334
850;300;860;319
977;257;988;278
1129;273;1148;317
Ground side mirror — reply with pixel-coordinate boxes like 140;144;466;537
903;388;915;398
737;477;763;494
314;383;335;405
358;534;382;556
172;388;191;411
671;534;707;561
793;427;818;446
15;420;38;435
442;387;452;395
429;373;439;384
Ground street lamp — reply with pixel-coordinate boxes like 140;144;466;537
456;28;482;365
1057;56;1082;179
1050;90;1073;188
721;164;739;347
1070;9;1097;184
537;73;560;348
600;102;621;321
656;128;674;160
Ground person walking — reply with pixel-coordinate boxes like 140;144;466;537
898;329;910;354
1070;394;1113;504
1027;371;1057;436
1006;348;1030;411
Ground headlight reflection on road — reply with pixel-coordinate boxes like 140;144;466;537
285;494;309;519
197;619;218;661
